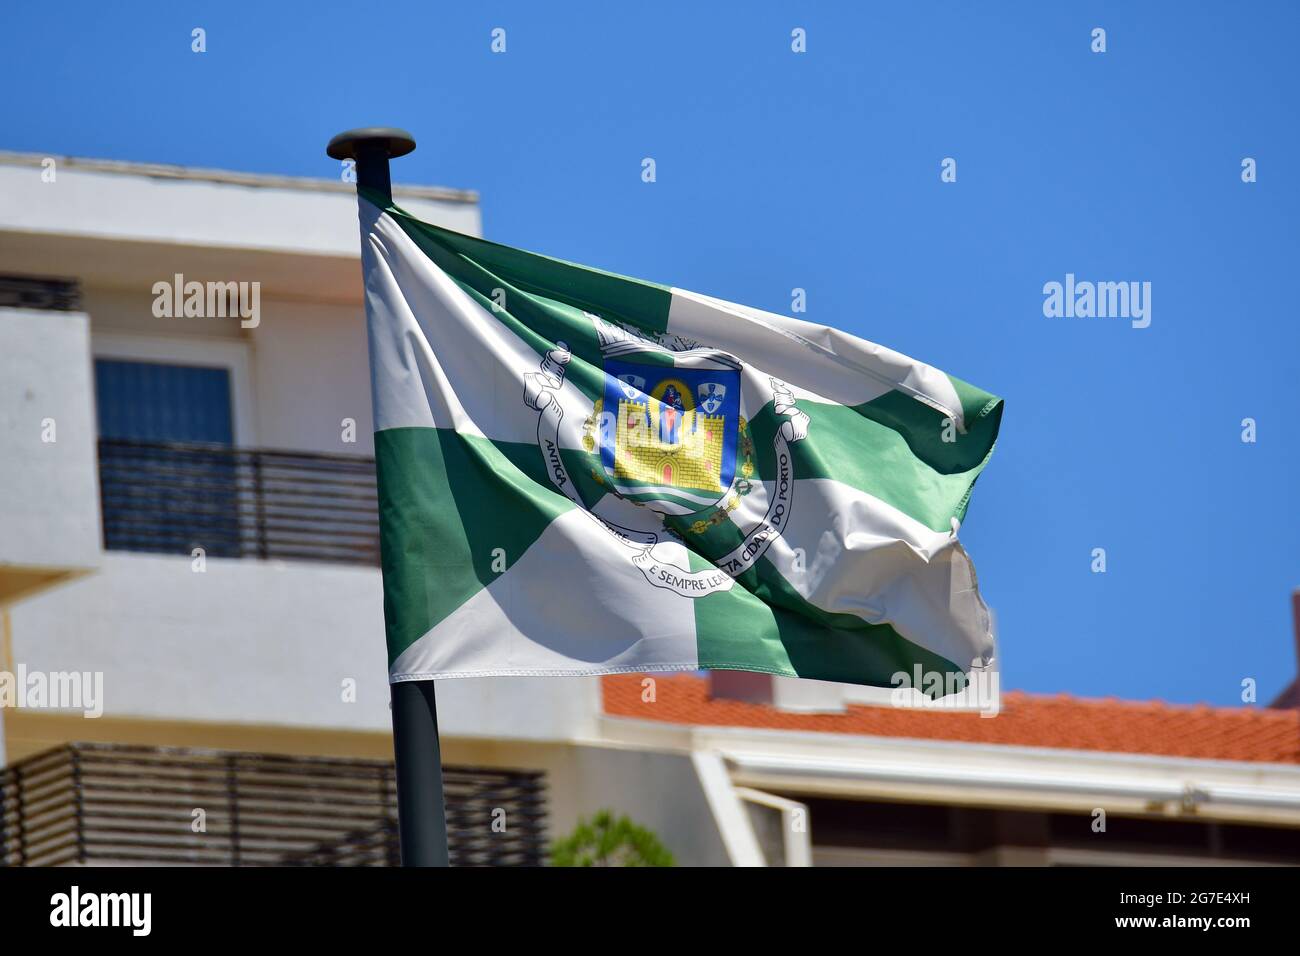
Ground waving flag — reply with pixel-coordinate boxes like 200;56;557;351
359;194;1003;690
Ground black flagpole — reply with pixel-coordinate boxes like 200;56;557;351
327;127;450;867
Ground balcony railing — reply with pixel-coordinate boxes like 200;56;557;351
1;743;549;867
98;438;381;566
0;273;82;311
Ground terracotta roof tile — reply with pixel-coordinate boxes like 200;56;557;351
601;674;1300;765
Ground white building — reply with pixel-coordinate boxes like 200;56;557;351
2;150;1299;866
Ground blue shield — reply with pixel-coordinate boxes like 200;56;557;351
600;357;741;515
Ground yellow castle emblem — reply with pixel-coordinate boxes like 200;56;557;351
614;397;726;491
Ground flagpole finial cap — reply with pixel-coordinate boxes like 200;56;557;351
326;127;417;160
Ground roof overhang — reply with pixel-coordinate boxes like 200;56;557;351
599;715;1300;828
0;150;481;304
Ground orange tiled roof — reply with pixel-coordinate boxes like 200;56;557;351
601;674;1300;765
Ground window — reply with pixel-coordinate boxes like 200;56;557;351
94;359;234;444
95;359;240;557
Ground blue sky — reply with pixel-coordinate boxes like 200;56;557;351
5;2;1298;705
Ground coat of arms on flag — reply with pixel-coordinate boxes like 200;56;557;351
521;314;812;599
597;335;742;516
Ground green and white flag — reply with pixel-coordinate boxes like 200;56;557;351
360;195;1003;690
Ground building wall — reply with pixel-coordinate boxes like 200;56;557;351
6;553;389;731
0;157;481;258
5;550;611;742
84;280;376;455
0;307;101;605
246;297;375;454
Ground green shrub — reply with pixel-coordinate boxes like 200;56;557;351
549;810;675;867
